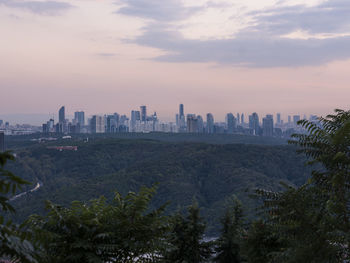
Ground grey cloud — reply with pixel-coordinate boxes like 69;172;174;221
116;0;202;21
133;26;350;67
120;0;350;67
251;0;350;35
0;0;74;15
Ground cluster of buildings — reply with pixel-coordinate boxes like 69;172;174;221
41;105;318;138
0;120;39;136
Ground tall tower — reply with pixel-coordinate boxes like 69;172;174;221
59;106;65;123
178;104;186;132
263;114;274;137
226;113;236;134
186;114;198;133
74;111;85;127
249;112;259;135
206;113;214;134
140;106;147;122
179;104;184;118
277;113;281;124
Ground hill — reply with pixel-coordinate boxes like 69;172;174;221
7;138;310;234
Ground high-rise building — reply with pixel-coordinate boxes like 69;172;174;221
0;120;3;126
288;115;292;124
263;114;274;137
236;113;240;124
197;115;204;133
90;115;105;133
42;123;48;133
59;106;65;123
187;114;198;133
48;119;54;131
106;115;117;133
131;110;140;132
178;104;186;132
249;112;259;135
140;106;147;122
226;113;236;134
58;106;66;133
118;115;129;132
277;113;281;124
293;115;301;126
179;104;184;118
206;113;214;134
74;111;85;127
0;131;4;152
241;113;244;124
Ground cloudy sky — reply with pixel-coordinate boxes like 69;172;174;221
1;0;350;123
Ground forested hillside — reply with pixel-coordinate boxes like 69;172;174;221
8;138;310;234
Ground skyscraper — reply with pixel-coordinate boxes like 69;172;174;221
106;115;117;133
178;104;186;132
140;106;147;122
226;113;236;134
90;115;105;133
249;112;259;135
131;110;140;132
58;106;66;133
262;114;274;137
236;113;240;124
241;113;244;124
293;115;301;126
0;131;4;152
277;113;281;124
179;104;184;118
74;111;85;127
59;106;65;123
187;114;198;133
206;113;214;134
197;115;204;133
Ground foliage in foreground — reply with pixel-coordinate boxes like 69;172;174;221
256;109;350;262
28;185;169;263
0;152;37;263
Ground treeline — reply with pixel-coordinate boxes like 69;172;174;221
1;109;350;262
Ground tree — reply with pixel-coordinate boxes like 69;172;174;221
0;152;37;263
165;201;212;263
28;185;169;263
244;220;280;263
256;109;350;262
214;197;244;263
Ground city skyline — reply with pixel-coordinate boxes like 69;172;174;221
32;104;313;137
1;0;350;119
0;104;319;126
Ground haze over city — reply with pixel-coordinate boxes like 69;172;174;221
1;0;350;123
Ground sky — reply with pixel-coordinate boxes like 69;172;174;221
1;0;350;124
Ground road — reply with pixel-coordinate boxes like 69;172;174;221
10;181;43;201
